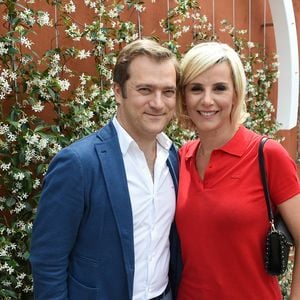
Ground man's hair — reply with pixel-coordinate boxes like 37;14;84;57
113;39;180;97
178;42;249;130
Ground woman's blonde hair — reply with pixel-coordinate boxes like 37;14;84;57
178;42;248;130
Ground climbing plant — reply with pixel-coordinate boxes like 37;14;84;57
0;0;286;298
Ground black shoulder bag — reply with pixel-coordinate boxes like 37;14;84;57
258;137;294;276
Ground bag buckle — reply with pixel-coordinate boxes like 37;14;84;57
270;220;276;232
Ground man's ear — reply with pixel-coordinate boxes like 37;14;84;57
113;83;122;104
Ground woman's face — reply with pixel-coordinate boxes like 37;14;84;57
184;61;236;135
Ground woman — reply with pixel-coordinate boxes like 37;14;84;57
175;42;300;299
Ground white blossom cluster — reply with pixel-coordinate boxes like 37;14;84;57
0;1;283;298
17;8;52;27
0;69;14;100
64;0;76;14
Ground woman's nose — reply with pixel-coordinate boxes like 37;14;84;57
201;91;213;105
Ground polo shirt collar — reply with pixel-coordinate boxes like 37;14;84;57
220;125;251;157
184;125;251;159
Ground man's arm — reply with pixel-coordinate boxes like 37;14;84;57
30;148;85;299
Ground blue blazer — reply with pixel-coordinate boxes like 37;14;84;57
30;120;181;300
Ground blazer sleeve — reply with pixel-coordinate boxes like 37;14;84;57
30;147;86;299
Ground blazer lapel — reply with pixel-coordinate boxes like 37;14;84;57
95;122;134;299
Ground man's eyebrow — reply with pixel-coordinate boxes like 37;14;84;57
135;84;176;89
135;84;152;88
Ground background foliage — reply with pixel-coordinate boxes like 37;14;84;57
0;0;290;298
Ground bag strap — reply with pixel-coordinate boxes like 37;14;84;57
258;137;275;223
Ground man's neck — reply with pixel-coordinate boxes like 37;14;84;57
139;140;157;180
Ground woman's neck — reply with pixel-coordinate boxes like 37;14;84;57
198;124;240;154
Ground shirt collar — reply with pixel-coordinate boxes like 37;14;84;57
112;116;172;155
184;125;251;159
220;125;251;156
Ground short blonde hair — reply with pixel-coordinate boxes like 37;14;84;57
178;42;248;130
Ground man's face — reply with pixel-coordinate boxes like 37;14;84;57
114;55;177;143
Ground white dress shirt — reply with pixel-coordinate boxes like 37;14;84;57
113;117;176;300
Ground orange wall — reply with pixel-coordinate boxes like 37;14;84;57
1;0;299;159
126;0;299;160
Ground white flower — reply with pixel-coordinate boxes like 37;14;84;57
182;26;190;33
9;243;17;250
21;56;31;65
64;0;76;13
0;249;8;256
0;123;9;134
38;137;48;150
25;148;36;164
7;266;14;274
13;202;26;213
0;70;13;98
58;79;70;92
77;49;91;60
108;8;119;18
79;73;91;85
133;4;145;12
33;179;41;189
52;54;60;64
0;42;8;55
13;172;25;181
2;280;11;287
247;41;255;49
37;11;51;26
26;133;39;145
2;9;10;19
7;132;16;142
65;23;81;41
20;36;34;49
19;9;35;26
9;72;17;80
32;101;44;112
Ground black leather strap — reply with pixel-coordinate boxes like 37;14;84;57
258;137;274;222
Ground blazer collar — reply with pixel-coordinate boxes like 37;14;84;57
95;121;134;299
94;120;178;299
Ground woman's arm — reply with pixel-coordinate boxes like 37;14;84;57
278;194;300;300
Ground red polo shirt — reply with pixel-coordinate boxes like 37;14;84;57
176;126;299;299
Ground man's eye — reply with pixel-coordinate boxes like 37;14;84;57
164;90;176;97
138;88;151;95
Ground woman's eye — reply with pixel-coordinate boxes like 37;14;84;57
190;85;203;92
214;84;227;92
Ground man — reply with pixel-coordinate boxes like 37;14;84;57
30;39;181;300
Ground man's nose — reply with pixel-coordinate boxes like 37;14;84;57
149;91;164;109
